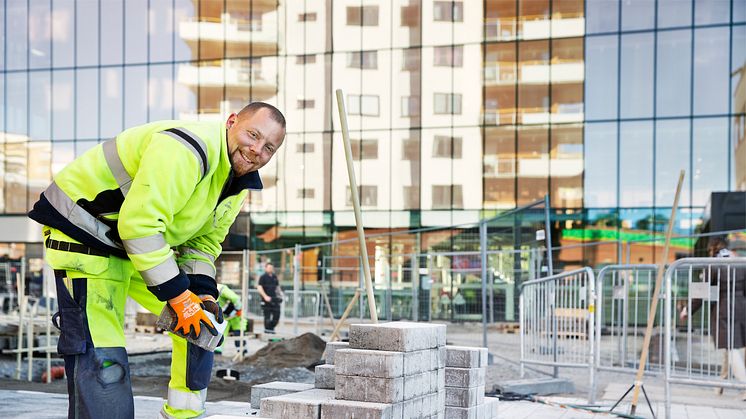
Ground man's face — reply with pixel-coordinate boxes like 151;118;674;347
266;264;274;274
225;108;285;177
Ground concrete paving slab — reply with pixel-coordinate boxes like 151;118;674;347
495;377;575;396
336;348;405;378
336;374;405;403
445;367;485;388
445;346;488;368
350;322;446;352
445;385;485;408
315;364;335;389
320;399;396;419
259;388;335;419
250;381;315;408
322;341;349;365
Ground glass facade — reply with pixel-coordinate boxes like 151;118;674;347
0;0;744;269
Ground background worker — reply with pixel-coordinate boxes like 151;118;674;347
257;262;284;334
28;102;286;419
215;283;248;355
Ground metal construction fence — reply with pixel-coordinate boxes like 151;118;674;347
664;257;746;418
519;267;596;403
516;257;746;419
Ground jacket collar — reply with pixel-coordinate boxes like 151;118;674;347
233;170;263;192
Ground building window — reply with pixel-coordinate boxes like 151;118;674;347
433;1;463;22
401;5;419;27
347;95;379;116
298;12;317;22
297;188;315;199
402;49;420;71
402;96;420;117
432;136;462;158
403;186;420;208
296;54;316;65
348;51;378;69
432;185;463;209
434;93;462;115
297;99;315;109
350;139;378;160
296;143;315;153
434;45;463;67
347;185;378;206
347;6;379;26
402;138;419;160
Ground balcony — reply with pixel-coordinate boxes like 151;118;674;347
179;15;278;54
179;100;248;121
485;60;584;86
483;104;583;126
485;14;585;42
178;61;276;97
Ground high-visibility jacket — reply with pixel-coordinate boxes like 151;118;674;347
29;120;263;301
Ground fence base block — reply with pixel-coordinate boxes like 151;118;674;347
495;377;574;396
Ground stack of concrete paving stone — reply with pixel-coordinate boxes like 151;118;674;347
444;346;499;419
320;322;447;418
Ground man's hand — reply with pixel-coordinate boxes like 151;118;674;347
199;295;224;324
263;295;272;303
167;290;218;339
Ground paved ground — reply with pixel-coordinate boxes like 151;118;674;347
3;321;746;418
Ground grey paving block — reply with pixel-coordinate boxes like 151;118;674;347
432;369;445;393
320;399;396;419
444;367;485;388
402;348;440;375
484;397;499;419
315;364;335;389
445;346;488;368
336;349;404;378
443;404;486;419
350;322;446;352
251;381;315;408
259;389;335;419
494;377;574;396
323;341;349;365
336;374;404;403
403;371;431;400
444;385;484;408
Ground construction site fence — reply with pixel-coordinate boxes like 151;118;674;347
664;257;746;419
516;258;746;419
519;267;596;403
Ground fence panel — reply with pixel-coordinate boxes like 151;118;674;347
520;267;596;402
665;257;746;418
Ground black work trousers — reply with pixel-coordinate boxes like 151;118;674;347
262;302;281;332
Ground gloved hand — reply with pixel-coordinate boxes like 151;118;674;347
235;309;242;318
199;295;224;324
167;290;218;340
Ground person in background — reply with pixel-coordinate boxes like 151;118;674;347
681;237;746;400
215;283;248;355
257;262;284;334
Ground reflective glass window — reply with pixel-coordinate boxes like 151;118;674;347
695;0;730;25
655;120;690;206
483;127;516;209
29;0;52;69
6;2;28;71
692;118;728;205
100;0;124;66
656;30;691;118
584;122;618;207
76;0;99;66
586;0;618;34
658;0;692;28
732;26;746;114
585;35;618;121
52;70;75;140
619;121;653;207
52;0;75;68
693;27;729;116
621;0;655;31
29;72;52;141
620;33;654;119
76;68;99;140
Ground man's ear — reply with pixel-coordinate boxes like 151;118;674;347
225;113;238;129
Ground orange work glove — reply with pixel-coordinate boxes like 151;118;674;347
199;295;224;323
235;309;242;318
167;290;218;340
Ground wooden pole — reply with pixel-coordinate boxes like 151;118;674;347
630;170;685;414
330;289;361;342
321;284;338;332
335;89;379;323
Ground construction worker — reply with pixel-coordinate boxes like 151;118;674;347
28;103;286;419
215;283;247;355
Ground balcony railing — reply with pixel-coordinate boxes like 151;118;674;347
178;62;276;94
484;60;583;85
483;104;583;125
180;14;278;45
485;13;584;41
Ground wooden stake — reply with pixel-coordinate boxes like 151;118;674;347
630;170;685;414
330;289;361;342
335;89;379;323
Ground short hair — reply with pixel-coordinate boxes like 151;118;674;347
238;102;286;130
265;262;274;268
708;237;728;251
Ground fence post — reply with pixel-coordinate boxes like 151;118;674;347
240;249;248;359
412;252;419;322
543;194;554;277
293;244;300;335
480;221;488;349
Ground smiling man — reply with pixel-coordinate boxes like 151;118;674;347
28;102;285;419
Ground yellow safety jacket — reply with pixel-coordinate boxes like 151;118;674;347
29;120;263;301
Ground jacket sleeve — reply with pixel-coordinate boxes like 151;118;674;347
117;132;203;301
177;192;249;297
